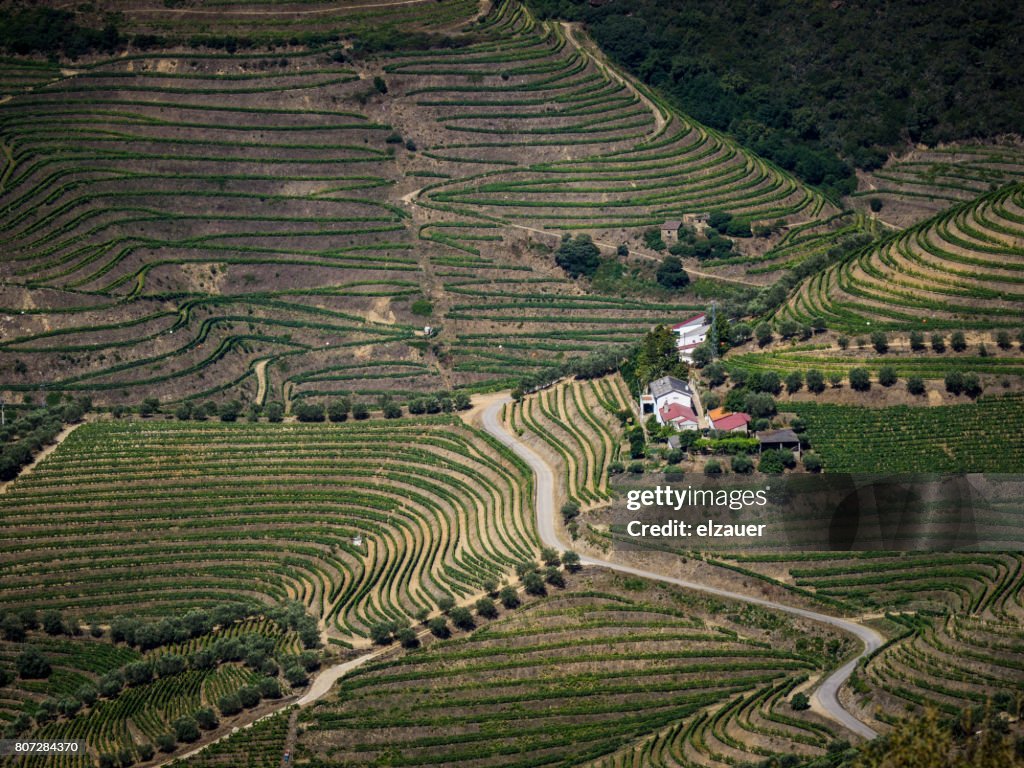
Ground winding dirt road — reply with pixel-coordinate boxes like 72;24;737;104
480;395;882;739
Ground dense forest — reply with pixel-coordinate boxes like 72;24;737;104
526;0;1024;199
0;6;120;57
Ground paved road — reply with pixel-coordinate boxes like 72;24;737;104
481;396;882;739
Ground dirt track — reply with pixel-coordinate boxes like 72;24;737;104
480;394;883;740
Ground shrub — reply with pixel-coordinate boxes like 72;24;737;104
352;403;370;420
450;607;475;631
997;330;1012;350
265;402;284;422
396;628;419;649
803;453;823;473
475;597;498;619
499;586;520;609
791;692;811;710
562;551;581;572
283;664;308;687
560;501;581;526
906;377;926;395
871;331;888;354
195;708;218;730
849;367;871;391
909;331;925;351
411;298;432;316
778;319;800;339
744;392;777;418
218;400;241;422
172;716;200;743
427;617;449;638
731;454;754;474
628;461;644;474
755;322;773;347
328;398;350;422
656;256;689;288
42;609;64;635
730;323;752;345
437;595;455;613
785;370;803;393
76;684;98;707
837;335;849;350
16;648;51;679
759;450;787;474
294;403;325;422
155;653;185;677
541;546;561;567
124;661;153;686
555;234;601;278
218;693;242;716
931;333;946;353
238;685;260;709
945;370;965;395
523;571;546;596
156;734;176;753
704;459;722;476
755;371;782;394
643;228;666;251
950;331;967;351
369;622;394;644
877;366;898;387
963;373;983;398
805;369;825;394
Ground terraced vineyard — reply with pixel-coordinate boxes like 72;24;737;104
788;397;1024;473
0;42;446;406
54;0;482;44
0;0;787;408
728;342;1024;380
588;674;837;768
715;552;1024;732
780;183;1024;332
168;710;291;768
0;418;536;638
1;616;304;767
405;1;832;232
296;569;845;768
854;143;1024;225
503;375;629;509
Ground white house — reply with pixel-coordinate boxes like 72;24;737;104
672;313;710;363
640;375;697;427
659;401;700;431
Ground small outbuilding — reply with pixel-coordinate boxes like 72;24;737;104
756;428;801;455
660;220;683;243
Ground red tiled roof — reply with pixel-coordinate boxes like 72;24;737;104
672;313;707;330
676;341;702;350
660;403;698;423
712;413;751;431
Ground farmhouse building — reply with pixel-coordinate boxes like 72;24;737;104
756;428;801;455
708;408;751;434
659;401;700;431
672;313;710;363
660;220;683;243
642;375;701;430
682;212;711;236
